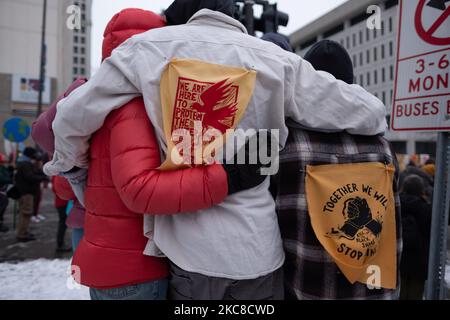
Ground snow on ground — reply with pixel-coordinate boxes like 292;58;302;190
0;259;449;300
0;259;89;300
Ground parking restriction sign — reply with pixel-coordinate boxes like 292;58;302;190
392;0;450;131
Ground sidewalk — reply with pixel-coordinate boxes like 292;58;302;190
0;259;89;300
0;188;73;263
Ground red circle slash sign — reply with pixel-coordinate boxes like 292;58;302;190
415;0;450;45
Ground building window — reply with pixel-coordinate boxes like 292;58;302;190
390;65;394;80
367;72;371;86
352;34;356;47
381;21;385;36
80;68;85;75
74;36;79;43
382;67;386;82
73;57;78;64
74;46;78;54
385;0;399;10
346;36;350;49
381;44;385;59
359;30;363;44
81;47;85;54
382;91;386;104
353;55;357;68
81;57;85;64
390;89;393;101
360;52;363;66
73;67;78;74
360;74;364;86
366;28;370;42
81;37;85;44
374;47;378;61
391;141;407;154
389;17;393;33
374;70;378;85
416;142;437;156
366;50;370;64
389;41;394;57
373;28;377;39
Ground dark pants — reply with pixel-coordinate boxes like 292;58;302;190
400;274;425;300
33;188;42;216
169;263;284;300
56;206;68;248
0;193;9;224
17;194;34;238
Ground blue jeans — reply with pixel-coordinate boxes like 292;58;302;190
90;279;168;300
71;228;84;251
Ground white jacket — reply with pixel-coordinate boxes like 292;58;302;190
45;10;387;280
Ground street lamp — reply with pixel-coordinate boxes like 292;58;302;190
36;0;47;119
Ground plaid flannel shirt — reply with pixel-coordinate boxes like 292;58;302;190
275;129;402;300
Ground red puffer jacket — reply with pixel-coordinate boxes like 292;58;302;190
71;9;228;289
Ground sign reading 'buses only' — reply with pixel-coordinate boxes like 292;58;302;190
392;0;450;131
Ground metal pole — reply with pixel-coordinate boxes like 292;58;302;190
36;0;47;119
244;0;255;35
426;132;450;300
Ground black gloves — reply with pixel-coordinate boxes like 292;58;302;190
222;131;275;195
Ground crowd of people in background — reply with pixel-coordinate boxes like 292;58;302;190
398;158;437;300
0;147;72;253
0;0;448;302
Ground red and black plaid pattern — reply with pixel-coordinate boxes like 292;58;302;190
275;129;402;300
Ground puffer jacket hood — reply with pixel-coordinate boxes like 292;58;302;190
102;8;166;61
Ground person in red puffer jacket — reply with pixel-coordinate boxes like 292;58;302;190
33;8;266;300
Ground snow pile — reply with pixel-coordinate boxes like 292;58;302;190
0;259;89;300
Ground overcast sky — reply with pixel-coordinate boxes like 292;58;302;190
91;0;348;70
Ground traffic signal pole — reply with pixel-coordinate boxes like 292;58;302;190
244;0;255;35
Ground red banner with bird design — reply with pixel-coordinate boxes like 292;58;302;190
159;58;257;170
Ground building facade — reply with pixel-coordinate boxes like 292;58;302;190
289;0;437;157
0;0;92;152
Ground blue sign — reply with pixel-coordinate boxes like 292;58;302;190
2;118;31;143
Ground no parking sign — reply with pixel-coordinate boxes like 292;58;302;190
392;0;450;131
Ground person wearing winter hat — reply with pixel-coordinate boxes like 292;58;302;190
45;0;387;300
274;40;402;300
164;0;235;25
261;32;293;52
33;7;267;300
303;40;354;85
15;147;47;242
399;175;431;300
0;153;12;233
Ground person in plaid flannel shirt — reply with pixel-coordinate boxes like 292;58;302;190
274;40;402;300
